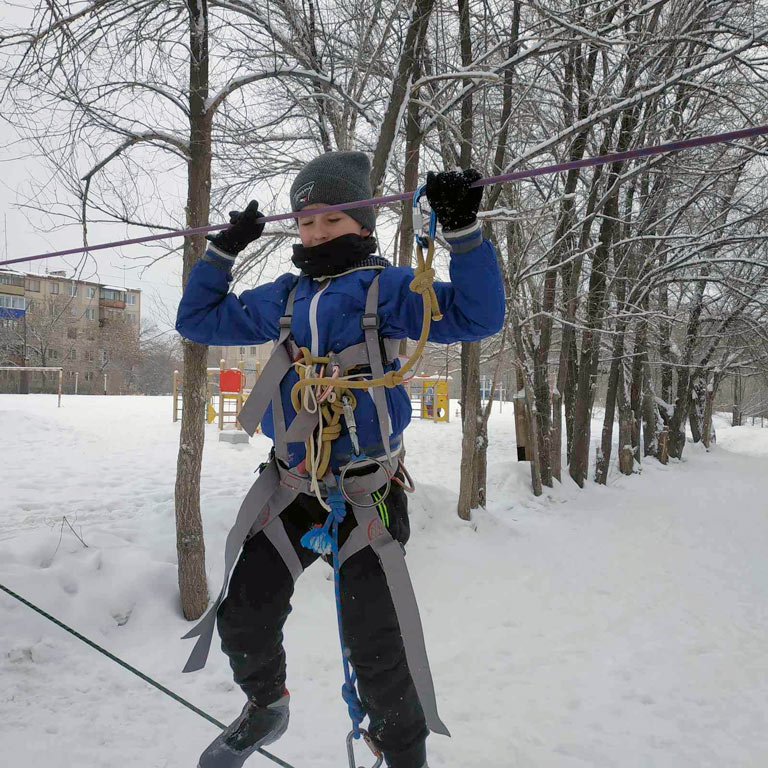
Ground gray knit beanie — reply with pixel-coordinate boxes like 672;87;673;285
290;151;376;233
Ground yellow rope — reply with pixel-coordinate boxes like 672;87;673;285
290;237;442;484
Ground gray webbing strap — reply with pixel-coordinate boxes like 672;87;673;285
276;459;395;498
181;459;298;673
328;338;402;373
362;275;392;462
383;337;402;361
350;503;450;737
338;525;369;567
237;285;298;437
263;518;304;583
271;386;291;464
284;406;319;445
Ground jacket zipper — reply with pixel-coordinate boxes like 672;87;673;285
309;280;329;357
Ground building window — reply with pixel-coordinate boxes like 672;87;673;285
49;348;60;361
67;327;77;340
100;349;108;364
84;371;93;382
68;348;77;361
238;347;246;355
71;307;79;317
50;282;59;294
250;346;258;355
126;294;137;305
87;287;96;298
26;278;40;292
100;288;125;301
0;273;24;287
127;313;136;324
85;350;95;362
85;308;96;320
0;295;26;310
69;284;78;297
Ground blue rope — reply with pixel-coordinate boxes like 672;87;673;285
300;482;366;739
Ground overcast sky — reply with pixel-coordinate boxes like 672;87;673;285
0;3;435;336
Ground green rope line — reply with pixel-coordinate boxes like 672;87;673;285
0;582;297;768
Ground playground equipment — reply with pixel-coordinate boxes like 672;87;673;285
174;359;260;431
0;366;63;406
409;374;451;422
217;366;246;430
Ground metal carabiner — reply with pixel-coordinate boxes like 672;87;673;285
412;184;437;248
338;456;392;508
346;729;384;768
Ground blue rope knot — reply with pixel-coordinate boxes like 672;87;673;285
342;677;365;731
300;486;347;555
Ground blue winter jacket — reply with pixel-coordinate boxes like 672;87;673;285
176;237;505;470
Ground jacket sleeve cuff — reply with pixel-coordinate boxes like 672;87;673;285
443;221;482;254
201;243;237;271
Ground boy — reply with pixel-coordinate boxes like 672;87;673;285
176;151;505;768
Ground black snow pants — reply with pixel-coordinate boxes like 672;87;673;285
216;474;429;768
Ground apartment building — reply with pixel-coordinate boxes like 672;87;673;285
0;268;141;395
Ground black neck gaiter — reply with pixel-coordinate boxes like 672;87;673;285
291;233;382;278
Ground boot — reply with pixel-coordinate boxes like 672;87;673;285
198;690;290;768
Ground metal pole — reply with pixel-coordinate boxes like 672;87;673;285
75;371;79;395
58;368;62;407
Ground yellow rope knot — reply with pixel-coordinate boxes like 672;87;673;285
287;235;443;485
409;269;435;294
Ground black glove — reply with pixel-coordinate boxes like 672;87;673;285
425;169;483;231
206;200;265;256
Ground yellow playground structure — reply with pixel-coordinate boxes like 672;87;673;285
409;374;451;422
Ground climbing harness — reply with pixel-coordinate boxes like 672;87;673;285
181;200;451;763
4;123;766;268
0;582;297;768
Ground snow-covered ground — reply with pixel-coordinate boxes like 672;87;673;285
1;394;768;768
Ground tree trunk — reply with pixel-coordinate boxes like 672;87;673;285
701;373;720;449
175;0;211;621
617;358;635;475
569;185;620;486
732;371;743;426
688;375;706;443
642;359;659;458
629;310;647;464
668;268;708;459
520;360;543;497
595;330;623;485
369;0;434;194
456;0;488;518
510;315;542;496
457;340;481;519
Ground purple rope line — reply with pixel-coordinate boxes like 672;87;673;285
2;124;766;268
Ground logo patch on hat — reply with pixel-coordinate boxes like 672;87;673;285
294;182;315;207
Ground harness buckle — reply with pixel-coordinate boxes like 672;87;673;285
279;314;292;329
360;313;380;331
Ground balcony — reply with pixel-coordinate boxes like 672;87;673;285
100;286;126;309
99;298;126;310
